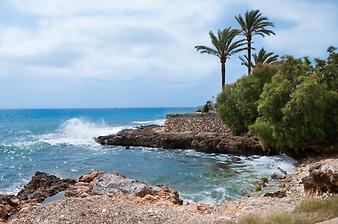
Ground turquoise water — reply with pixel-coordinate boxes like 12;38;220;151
0;108;295;204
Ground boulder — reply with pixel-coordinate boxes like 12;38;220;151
302;159;338;193
91;172;162;197
253;177;269;192
263;190;286;198
271;167;288;180
79;170;103;183
91;173;182;204
16;172;76;202
0;195;19;220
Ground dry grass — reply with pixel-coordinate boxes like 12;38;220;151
227;196;338;224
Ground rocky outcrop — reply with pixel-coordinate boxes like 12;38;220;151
17;172;76;203
90;172;182;205
0;172;76;222
0;170;183;221
0;195;19;221
96;125;265;155
302;159;338;194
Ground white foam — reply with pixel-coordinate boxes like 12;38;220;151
132;119;165;126
38;118;126;146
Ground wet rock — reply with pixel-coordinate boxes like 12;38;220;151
271;167;288;180
263;190;286;198
302;159;338;193
230;156;242;162
253;177;269;192
96;125;265;156
16;172;76;202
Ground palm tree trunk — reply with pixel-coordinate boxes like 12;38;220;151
221;61;226;89
247;36;252;74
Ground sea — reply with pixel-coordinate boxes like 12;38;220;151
0;108;296;204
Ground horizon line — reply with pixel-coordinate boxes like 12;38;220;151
0;106;197;110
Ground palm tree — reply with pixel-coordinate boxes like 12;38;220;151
236;9;275;74
195;28;246;89
239;48;278;69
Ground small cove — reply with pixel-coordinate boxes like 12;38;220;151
0;108;296;204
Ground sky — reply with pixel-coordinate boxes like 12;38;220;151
0;0;337;108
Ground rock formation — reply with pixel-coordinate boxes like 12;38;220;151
96;124;265;155
0;171;183;222
302;159;338;194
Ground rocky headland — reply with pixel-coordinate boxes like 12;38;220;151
95;113;264;155
1;156;337;224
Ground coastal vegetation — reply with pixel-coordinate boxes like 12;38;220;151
195;28;247;89
195;9;337;155
240;48;278;70
217;47;338;154
228;196;338;224
236;10;276;74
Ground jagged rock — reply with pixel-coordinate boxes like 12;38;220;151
253;177;269;192
302;159;338;193
91;173;161;197
263;190;286;198
79;171;103;183
0;195;19;220
96;125;264;155
91;173;182;205
16;172;76;202
271;167;288;179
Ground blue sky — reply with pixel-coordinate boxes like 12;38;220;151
0;0;337;108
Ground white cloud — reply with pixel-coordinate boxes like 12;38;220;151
0;0;337;84
237;0;338;56
0;0;227;82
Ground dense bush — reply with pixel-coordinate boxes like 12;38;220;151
217;64;277;135
217;47;338;153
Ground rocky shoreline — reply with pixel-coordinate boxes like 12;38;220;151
95;113;266;155
95;125;264;155
1;156;337;223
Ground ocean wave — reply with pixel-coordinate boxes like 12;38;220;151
8;118;127;147
132;119;165;126
37;118;126;146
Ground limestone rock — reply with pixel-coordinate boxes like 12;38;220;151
91;173;161;197
0;195;18;220
16;172;76;202
91;173;182;205
79;171;103;183
302;159;338;193
96;125;264;155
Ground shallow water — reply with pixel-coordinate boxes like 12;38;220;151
0;108;296;204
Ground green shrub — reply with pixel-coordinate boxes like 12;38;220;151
250;56;338;152
217;47;338;154
217;64;277;135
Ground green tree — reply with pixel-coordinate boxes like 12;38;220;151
315;46;338;91
250;56;338;153
236;10;275;74
240;48;278;70
195;28;246;89
217;64;278;134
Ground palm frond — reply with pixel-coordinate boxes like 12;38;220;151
195;45;220;57
253;48;279;65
